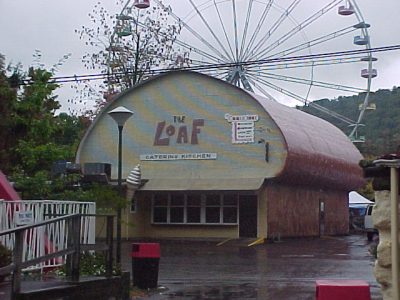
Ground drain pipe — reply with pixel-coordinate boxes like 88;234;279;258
374;159;400;300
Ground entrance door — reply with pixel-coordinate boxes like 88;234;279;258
239;195;258;238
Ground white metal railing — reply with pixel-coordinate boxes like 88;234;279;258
0;200;96;271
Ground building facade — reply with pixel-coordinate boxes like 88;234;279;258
76;71;364;239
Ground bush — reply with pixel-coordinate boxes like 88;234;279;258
55;252;118;277
368;234;379;259
0;243;12;282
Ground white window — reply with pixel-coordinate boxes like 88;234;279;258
151;193;238;225
130;198;137;213
187;194;201;223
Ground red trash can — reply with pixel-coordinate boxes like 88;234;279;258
131;243;160;289
316;280;371;300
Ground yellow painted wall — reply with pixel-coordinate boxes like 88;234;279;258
77;72;287;184
77;72;288;240
126;193;239;239
257;187;268;238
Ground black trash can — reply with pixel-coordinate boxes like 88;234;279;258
131;243;160;289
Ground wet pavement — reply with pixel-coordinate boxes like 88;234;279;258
0;234;382;299
122;234;382;300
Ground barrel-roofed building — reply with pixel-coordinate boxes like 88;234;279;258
76;71;364;239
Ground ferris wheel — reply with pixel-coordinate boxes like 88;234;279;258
118;0;377;142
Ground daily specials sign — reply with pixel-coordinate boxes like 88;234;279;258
225;113;259;144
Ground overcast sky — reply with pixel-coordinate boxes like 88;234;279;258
1;0;400;114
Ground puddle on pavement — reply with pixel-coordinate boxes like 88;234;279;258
281;254;315;258
161;283;258;299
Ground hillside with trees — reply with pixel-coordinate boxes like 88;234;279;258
300;87;400;157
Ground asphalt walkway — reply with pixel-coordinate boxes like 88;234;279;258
122;234;382;300
0;234;382;299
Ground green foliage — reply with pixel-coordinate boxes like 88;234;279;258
79;252;107;276
0;64;60;174
0;242;12;282
357;180;374;201
0;56;90;178
0;243;12;267
10;169;126;210
12;68;60;141
55;252;118;277
14;141;73;175
0;54;4;71
10;67;65;175
0;60;18;172
0;55;127;214
9;170;80;200
368;235;379;259
369;242;378;259
54;113;87;148
58;183;127;210
301;87;400;157
11;170;53;199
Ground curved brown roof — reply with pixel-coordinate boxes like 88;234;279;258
77;70;364;191
253;93;365;190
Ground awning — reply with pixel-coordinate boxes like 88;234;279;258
349;191;374;204
139;178;265;191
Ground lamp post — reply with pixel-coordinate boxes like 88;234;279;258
108;106;134;265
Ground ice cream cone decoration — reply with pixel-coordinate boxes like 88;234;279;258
126;164;141;200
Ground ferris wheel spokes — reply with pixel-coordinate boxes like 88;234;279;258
238;0;255;62
265;25;356;61
231;0;240;61
187;0;233;61
246;76;277;101
213;1;236;61
250;71;367;94
239;0;274;62
145;0;375;140
247;73;355;125
242;0;303;62
249;0;342;61
246;56;364;72
132;15;226;64
152;0;230;62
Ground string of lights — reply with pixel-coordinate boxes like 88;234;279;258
19;44;400;86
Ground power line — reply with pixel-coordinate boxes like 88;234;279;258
19;44;400;86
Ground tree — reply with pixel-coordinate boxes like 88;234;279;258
0;54;18;173
9;67;73;175
301;87;400;157
75;0;186;113
0;53;130;205
0;54;120;203
54;113;90;150
0;54;89;176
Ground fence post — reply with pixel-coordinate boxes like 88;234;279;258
105;215;114;278
71;214;81;281
65;214;81;281
65;217;72;278
11;230;24;299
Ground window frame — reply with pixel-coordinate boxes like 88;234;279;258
130;197;137;213
151;193;238;225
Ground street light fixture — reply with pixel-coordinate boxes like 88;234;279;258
108;106;134;265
